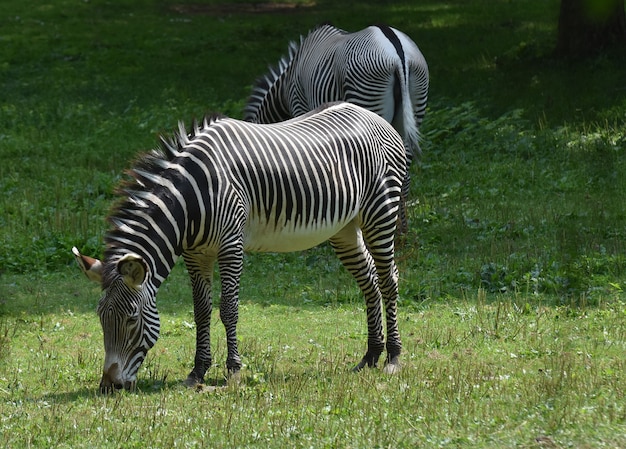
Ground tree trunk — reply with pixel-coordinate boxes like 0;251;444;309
556;0;626;57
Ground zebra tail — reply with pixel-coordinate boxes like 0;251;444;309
396;64;421;163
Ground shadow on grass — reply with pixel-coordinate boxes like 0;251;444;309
40;378;203;403
44;367;363;402
41;387;100;403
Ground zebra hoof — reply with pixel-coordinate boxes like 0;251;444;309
383;361;401;375
352;353;379;372
352;358;370;373
183;374;204;388
383;355;401;374
227;370;242;386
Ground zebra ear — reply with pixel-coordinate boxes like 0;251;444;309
117;253;148;289
72;246;103;284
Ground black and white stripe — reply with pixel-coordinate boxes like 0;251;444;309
244;24;429;232
94;102;407;389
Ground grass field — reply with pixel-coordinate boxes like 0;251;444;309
1;0;626;447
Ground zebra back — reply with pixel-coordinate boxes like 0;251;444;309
244;24;344;124
103;102;406;282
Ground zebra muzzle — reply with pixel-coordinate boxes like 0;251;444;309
100;362;131;393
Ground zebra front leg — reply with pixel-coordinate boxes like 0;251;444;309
184;256;215;387
330;223;386;372
218;242;244;376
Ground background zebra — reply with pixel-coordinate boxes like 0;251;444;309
73;102;407;392
244;24;429;231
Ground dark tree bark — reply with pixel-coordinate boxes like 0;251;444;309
556;0;626;57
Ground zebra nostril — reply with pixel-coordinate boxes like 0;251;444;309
99;381;111;395
114;383;123;390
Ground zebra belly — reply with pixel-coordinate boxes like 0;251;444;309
243;215;354;253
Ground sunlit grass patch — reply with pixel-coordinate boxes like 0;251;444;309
1;271;626;447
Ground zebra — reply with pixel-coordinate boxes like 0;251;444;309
244;24;429;231
72;102;407;392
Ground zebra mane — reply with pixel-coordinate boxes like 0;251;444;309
123;113;227;179
243;39;299;121
104;114;227;257
244;23;346;123
161;113;227;154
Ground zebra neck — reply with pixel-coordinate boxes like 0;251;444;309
105;197;186;287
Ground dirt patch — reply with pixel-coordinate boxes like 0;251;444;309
170;2;316;16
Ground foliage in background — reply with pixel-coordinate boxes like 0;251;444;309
408;100;626;301
1;0;624;299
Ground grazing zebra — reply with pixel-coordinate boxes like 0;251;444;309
244;24;429;231
73;102;406;392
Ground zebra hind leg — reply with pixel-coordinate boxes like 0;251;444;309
364;229;402;375
358;186;403;375
396;148;412;236
330;222;386;372
379;262;401;374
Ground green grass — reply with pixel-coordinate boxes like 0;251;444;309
2;269;626;447
410;103;626;300
2;269;626;448
1;0;626;447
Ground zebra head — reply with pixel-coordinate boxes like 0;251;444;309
72;247;160;393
